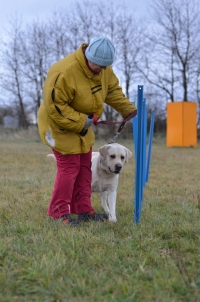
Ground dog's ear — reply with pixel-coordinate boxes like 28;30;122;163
98;145;111;159
124;148;132;162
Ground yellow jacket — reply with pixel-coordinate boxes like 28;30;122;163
38;43;137;154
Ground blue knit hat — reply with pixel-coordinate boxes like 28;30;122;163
85;37;115;66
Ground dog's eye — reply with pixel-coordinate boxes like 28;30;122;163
121;156;125;160
110;155;115;159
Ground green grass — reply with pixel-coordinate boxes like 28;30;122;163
0;128;200;302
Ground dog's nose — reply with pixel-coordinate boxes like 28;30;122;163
115;164;122;172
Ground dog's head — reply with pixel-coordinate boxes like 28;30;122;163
98;143;132;174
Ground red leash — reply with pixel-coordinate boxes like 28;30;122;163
92;110;137;143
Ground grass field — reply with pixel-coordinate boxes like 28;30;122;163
0;128;200;302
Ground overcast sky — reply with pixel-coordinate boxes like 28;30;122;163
0;0;150;31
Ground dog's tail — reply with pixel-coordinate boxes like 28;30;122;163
47;154;56;161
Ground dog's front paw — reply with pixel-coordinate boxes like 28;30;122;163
109;216;117;223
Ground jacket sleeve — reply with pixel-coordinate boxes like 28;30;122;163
104;67;137;118
44;72;86;133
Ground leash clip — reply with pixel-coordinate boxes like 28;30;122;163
108;132;120;144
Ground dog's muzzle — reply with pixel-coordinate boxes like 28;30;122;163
114;164;122;174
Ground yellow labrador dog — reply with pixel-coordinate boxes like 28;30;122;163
47;143;132;222
92;143;132;222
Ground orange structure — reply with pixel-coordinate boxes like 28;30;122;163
166;102;197;147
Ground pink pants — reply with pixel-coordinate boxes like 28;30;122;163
47;148;94;218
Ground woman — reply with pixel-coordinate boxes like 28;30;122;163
38;37;137;227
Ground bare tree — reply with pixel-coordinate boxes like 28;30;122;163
20;21;52;120
47;10;72;58
136;40;177;102
138;0;200;102
116;9;146;99
193;56;200;126
74;1;99;42
1;0;174;133
0;17;29;128
96;0;120;41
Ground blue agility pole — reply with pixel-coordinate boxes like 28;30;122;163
134;86;144;224
146;112;155;183
132;114;138;159
133;86;155;224
142;98;147;190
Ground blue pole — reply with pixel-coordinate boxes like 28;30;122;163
142;99;147;188
146;112;155;183
134;85;143;224
140;98;145;202
132;116;138;160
